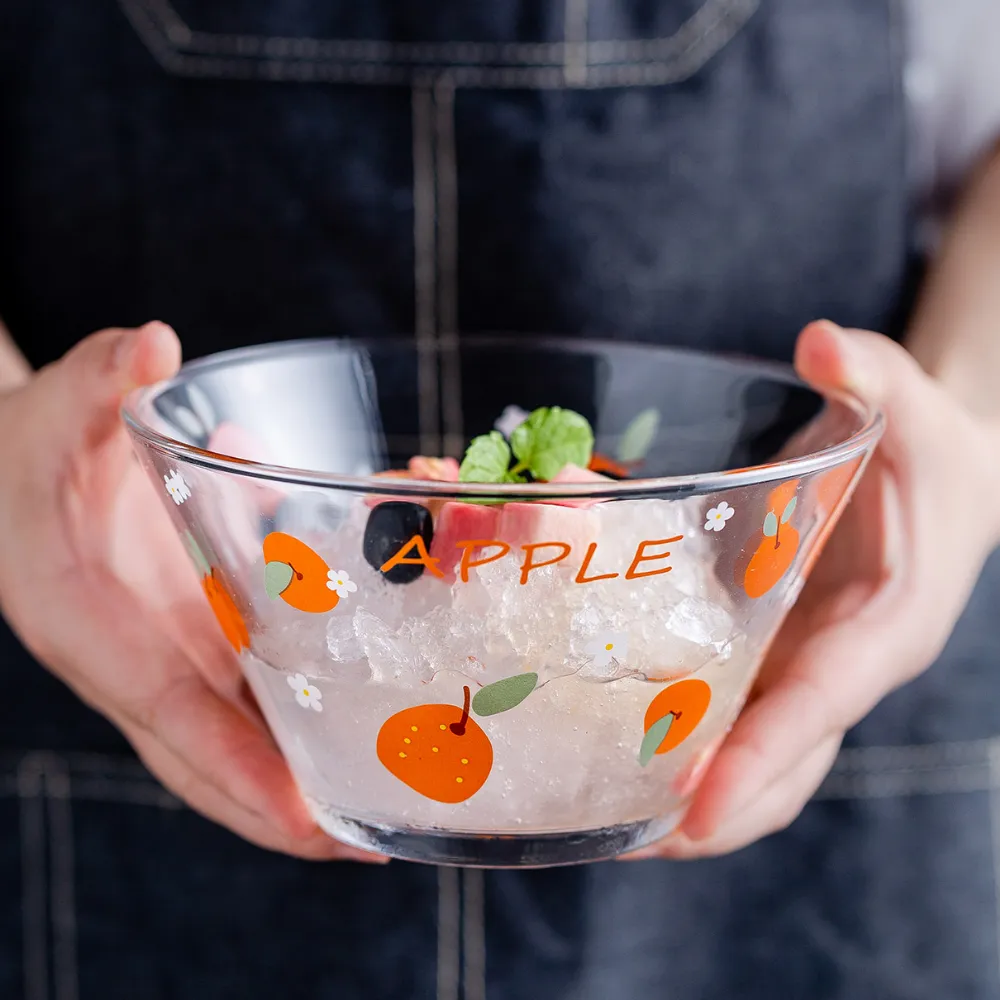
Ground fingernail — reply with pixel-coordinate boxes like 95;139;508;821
139;321;177;357
142;320;174;338
116;322;179;388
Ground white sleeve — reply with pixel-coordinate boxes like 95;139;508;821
905;0;1000;241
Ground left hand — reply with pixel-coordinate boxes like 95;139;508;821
630;320;1000;860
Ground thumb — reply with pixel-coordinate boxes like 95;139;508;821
793;320;940;475
34;321;181;445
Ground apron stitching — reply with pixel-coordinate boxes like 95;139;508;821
832;738;995;771
987;740;1000;989
461;869;487;1000
18;754;50;1000
437;867;461;1000
140;0;189;44
122;0;750;66
117;0;190;75
117;0;758;85
60;777;182;809
412;82;441;456
44;762;79;1000
816;763;993;800
563;0;589;86
433;77;464;458
1;740;999;811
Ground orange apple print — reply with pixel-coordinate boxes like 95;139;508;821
203;570;250;652
181;531;249;653
262;532;340;614
743;479;801;599
639;678;712;765
800;460;862;580
377;686;493;803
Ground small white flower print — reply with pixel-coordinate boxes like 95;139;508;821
287;672;323;712
584;632;629;668
326;569;358;598
494;404;529;439
164;469;191;505
704;501;735;532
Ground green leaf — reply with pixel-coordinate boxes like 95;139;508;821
763;511;778;537
472;672;538;717
616;408;660;463
510;407;594;482
182;530;211;577
780;495;798;524
638;713;676;767
264;561;294;599
459;431;512;484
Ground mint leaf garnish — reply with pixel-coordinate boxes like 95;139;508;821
459;431;512;483
511;406;594;482
457;407;594;484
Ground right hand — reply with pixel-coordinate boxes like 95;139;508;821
0;323;383;862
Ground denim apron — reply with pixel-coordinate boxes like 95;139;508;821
3;1;1000;998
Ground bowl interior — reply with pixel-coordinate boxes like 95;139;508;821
125;337;873;486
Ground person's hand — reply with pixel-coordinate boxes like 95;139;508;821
0;323;382;862
631;320;1000;859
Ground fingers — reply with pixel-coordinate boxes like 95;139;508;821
20;570;332;848
675;321;1000;844
680;563;964;841
796;320;932;437
31;321;181;452
625;734;841;861
796;321;1000;540
123;723;386;863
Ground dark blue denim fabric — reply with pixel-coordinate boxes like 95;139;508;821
2;1;1000;998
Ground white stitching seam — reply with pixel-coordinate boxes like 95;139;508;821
563;0;589;86
437;866;461;1000
117;0;760;88
2;742;1000;806
45;762;79;1000
815;738;998;799
432;77;464;459
3;742;1000;805
412;82;441;456
461;868;487;1000
18;755;48;1000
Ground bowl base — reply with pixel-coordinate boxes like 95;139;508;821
308;804;683;868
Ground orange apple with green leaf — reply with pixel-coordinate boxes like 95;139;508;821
743;479;800;599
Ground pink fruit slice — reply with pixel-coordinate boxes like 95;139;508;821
430;502;502;580
496;502;598;556
547;464;612;508
408;456;460;481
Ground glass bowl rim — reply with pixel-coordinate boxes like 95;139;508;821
121;335;885;500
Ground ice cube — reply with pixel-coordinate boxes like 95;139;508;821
326;615;362;662
665;596;733;650
353;608;428;685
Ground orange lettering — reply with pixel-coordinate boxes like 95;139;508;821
380;534;444;579
519;542;572;585
625;536;683;580
456;539;511;583
574;542;620;584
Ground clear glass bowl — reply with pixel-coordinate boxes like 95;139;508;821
122;337;882;867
